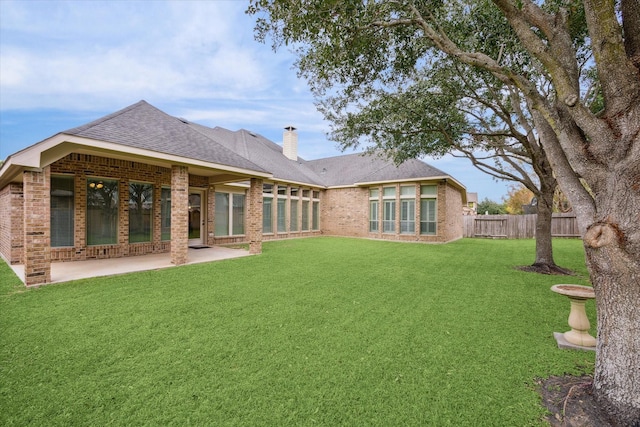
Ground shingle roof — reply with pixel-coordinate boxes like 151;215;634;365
187;124;325;186
60;100;459;188
304;152;450;186
63;100;267;173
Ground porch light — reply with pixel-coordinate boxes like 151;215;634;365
89;181;104;189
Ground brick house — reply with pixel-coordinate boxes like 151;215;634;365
0;101;467;286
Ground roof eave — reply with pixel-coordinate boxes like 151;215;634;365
0;133;273;188
353;175;464;188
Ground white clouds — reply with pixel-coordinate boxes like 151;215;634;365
0;0;510;200
0;0;291;111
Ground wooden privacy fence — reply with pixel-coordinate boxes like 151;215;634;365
463;213;580;239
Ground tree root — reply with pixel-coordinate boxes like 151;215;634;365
516;263;575;275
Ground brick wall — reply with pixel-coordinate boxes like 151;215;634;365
321;187;369;237
247;178;263;254
0;183;24;264
48;153;176;261
2;152;465;278
212;181;322;245
23;168;51;285
171;165;189;265
443;182;463;242
321;181;463;243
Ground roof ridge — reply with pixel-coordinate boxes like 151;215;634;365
307;151;368;163
63;100;151;135
357;160;396;183
236;130;252;159
181;122;268;173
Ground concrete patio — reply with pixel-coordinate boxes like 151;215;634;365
9;246;253;285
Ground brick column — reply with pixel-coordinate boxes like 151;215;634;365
23;168;51;286
248;178;263;254
171;165;189;265
207;184;216;246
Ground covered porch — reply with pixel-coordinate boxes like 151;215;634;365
8;246;252;285
1;135;270;286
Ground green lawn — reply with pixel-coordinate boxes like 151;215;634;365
0;238;595;426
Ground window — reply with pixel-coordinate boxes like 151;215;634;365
263;197;273;233
400;185;415;197
161;187;171;241
215;192;229;236
382;186;396;233
311;190;320;231
232;194;245;235
277;198;287;232
383;201;396;232
312;201;320;230
400;185;416;234
421;184;437;196
400;200;415;233
87;178;118;245
290;186;299;232
420;185;437;235
302;200;310;231
215;192;245;236
129;182;153;243
369;188;379;233
370;200;379;232
290;199;299;231
51;175;74;247
420;199;437;234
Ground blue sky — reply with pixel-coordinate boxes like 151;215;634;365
0;0;511;201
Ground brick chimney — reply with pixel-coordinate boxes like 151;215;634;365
283;126;298;161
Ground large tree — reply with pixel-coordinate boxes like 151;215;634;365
249;0;640;423
324;52;572;273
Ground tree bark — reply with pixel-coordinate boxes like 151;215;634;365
532;184;556;269
585;234;640;425
575;153;640;425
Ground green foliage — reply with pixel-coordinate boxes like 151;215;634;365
1;238;593;426
247;0;589;204
477;197;507;214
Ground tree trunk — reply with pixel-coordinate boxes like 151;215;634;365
518;185;573;275
523;115;573;275
586;245;640;425
578;162;640;425
532;187;555;267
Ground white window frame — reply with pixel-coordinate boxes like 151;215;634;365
369;188;380;233
263;183;274;234
290;187;299;232
382;186;396;233
277;185;287;233
51;174;75;247
420;184;438;235
128;181;154;243
312;190;320;231
400;185;416;234
214;191;246;236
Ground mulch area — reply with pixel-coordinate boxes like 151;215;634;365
537;375;619;426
